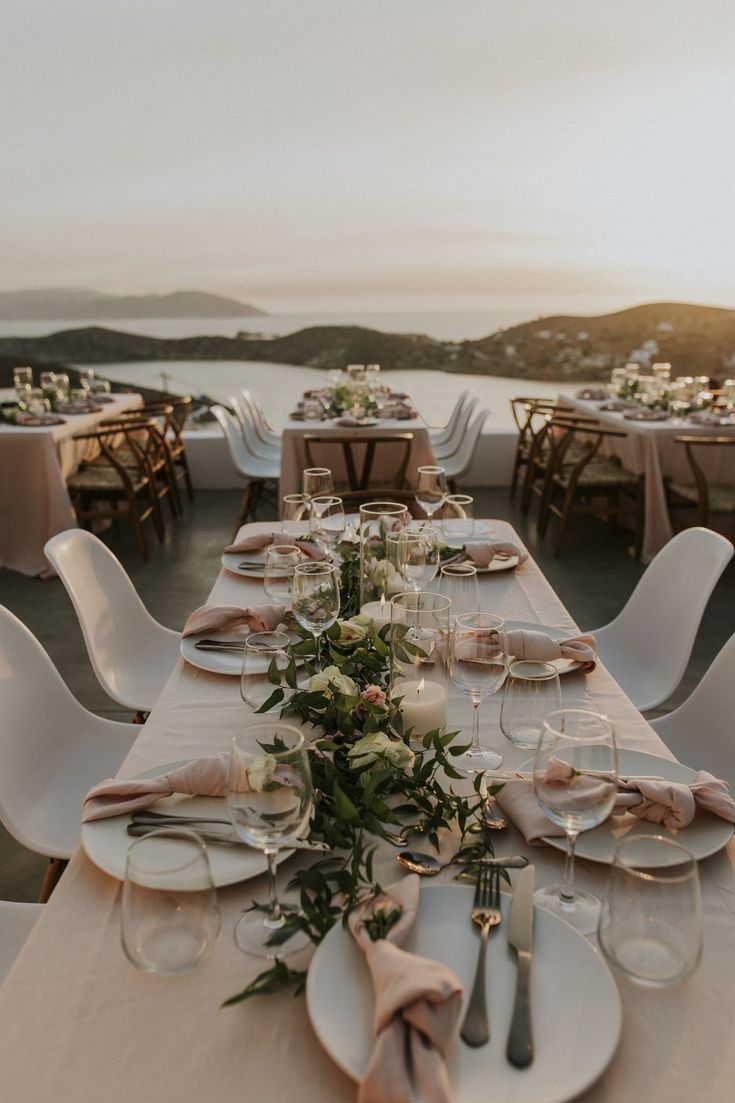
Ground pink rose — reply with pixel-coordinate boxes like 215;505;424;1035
362;685;387;707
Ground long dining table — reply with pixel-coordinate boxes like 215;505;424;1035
0;519;733;1102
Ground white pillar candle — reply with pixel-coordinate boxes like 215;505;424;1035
360;597;391;630
394;678;448;737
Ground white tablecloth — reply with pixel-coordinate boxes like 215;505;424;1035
0;392;143;576
0;520;733;1102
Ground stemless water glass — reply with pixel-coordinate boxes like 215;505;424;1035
309;495;345;552
598;835;702;987
291;560;340;670
282;493;311;535
449;612;508;771
499;660;562;749
264;545;301;605
438;562;479;622
228;724;313;957
78;367;95;394
415;466;447;520
389;527;440;591
241;631;292;709
302;467;333;498
533;709;618;934
441;494;475;544
13;367;33;391
55;372;71;401
121;828;220;975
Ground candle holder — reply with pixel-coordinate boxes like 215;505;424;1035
358;501;409;607
390;591;451;740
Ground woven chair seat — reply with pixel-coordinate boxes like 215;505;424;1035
68;463;148;494
556;457;639;489
669;482;735;513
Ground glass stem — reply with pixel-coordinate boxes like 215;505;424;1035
561;830;578;908
263;847;283;930
471;698;481;752
314;631;322;671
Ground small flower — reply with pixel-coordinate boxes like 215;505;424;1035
308;665;359;698
247;754;277;792
362;684;387;707
333;619;368;647
544;755;577;784
348;732;415;770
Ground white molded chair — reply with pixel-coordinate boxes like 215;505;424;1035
428;391;470;447
441;407;490;490
592;528;734;711
650;633;735;788
434;396;480;461
0;606;137;896
228;395;281;462
44;530;181;713
0;902;43;985
211;405;280;532
240;389;281;449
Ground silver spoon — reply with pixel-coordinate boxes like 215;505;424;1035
397;851;529;876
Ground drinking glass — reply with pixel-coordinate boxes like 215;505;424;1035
121;828;220;975
13;367;33;390
438;562;479;622
282;493;311;535
228;724;313;957
390;591;450;740
449;613;508;771
500;660;562;749
358;501;409;606
389;527;439;591
14;383;32;409
302;467;333;497
78;368;95;394
55;372;70;401
533;709;618;934
415;466;447;520
440;494;475;543
26;389;51;416
309;495;345;552
291;560;340;670
598;835;702;987
263;545;301;605
39;371;57;393
241;631;292;709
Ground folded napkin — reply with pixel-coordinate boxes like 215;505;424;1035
495;768;735;843
57;401;103;414
575;388;608;401
348;876;463;1103
687;411;726;426
224;532;326;560
505;627;597;672
336;415;363;427
379;404;416;419
14;413;66;426
447;540;528;569
599;400;640;412
623;409;670;422
83;754;229;822
182;603;287;638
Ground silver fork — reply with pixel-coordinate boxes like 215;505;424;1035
460;864;502;1047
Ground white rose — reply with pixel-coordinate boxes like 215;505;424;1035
334;619;367;647
247;754;277;792
349;614;373;629
308;665;359;698
348;732;415;770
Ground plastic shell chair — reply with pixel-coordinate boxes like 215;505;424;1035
650;633;735;789
0;606;138;899
592;527;734;711
44;530;181;714
428;391;470;448
441;407;490;491
211;405;280;532
433;396;480;461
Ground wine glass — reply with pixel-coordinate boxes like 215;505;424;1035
533;708;618;934
302;467;333;498
121;828;220;975
291;561;340;670
438;562;479;622
309;495;345;553
55;372;71;401
449;613;508;771
263;546;301;605
77;367;95;395
13;367;33;391
440;494;475;544
228;724;313;957
499;660;562;749
415;466;447;520
241;631;292;709
282;493;311;536
389;527;439;591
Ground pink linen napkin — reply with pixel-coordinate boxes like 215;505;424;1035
348;875;463;1103
224;532;326;560
182;603;287;638
495;769;735;844
687;411;727;426
575;388;607;401
505;628;597;672
336;416;362;427
82;754;229;822
447;541;528;569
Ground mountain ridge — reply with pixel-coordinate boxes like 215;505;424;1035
0;287;266;320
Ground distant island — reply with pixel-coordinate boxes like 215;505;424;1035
0;287;266;320
1;301;734;383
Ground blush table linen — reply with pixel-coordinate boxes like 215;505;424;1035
0;520;733;1103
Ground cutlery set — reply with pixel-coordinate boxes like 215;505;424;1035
126;810;330;852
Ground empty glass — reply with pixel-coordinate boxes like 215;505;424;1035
438;562;479;622
78;367;95;394
55;372;71;401
263;545;301;605
441;494;475;544
302;467;333;497
309;495;345;552
13;367;33;390
241;631;292;709
415;465;447;520
500;660;562;749
449;612;508;771
282;493;311;535
598;835;702;987
533;709;618;934
291;560;340;670
121;828;220;975
228;724;313;957
388;527;440;591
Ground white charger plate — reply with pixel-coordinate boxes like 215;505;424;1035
180;628;301;677
306;882;621;1103
504;620;583;676
81;761;293;887
518;748;734;864
222;549;269;578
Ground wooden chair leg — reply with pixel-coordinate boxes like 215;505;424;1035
38;857;68;903
553;485;577;557
179;454;195;500
234;483;254;536
129;500;149;562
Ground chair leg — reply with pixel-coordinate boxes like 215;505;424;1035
179;454;195;501
553;485;577;556
234;482;254;536
129;500;149;562
38;857;67;903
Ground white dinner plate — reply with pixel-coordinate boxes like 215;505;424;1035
518;749;735;864
504;620;582;676
81;762;293;887
222;549;269;578
180;630;252;676
306;882;621;1103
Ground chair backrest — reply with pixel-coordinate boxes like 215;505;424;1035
437;390;470;436
211;404;254;475
43;529;179;711
650;633;735;787
240;389;275;444
227;395;274;457
594;527;734;710
303;433;414;491
437;395;480;457
443;408;489;477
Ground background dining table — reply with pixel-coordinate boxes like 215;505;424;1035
0;519;733;1102
0;390;143;577
564;395;735;562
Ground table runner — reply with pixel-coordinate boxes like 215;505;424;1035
0;520;733;1102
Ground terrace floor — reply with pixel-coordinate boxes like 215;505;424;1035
2;488;733;901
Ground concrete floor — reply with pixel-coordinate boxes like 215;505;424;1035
1;487;733;900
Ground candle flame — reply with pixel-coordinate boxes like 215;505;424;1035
417;677;425;696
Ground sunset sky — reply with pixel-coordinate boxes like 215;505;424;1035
3;0;735;316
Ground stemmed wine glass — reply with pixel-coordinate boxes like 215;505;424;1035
282;493;311;536
291;560;340;671
228;724;313;957
415;466;447;521
449;613;508;771
533;708;618;934
263;545;301;606
240;631;292;710
389;527;440;591
309;495;345;554
302;467;333;498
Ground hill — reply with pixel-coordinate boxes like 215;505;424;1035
0;287;266;320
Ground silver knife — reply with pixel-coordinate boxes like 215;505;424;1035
506;864;535;1068
194;639;247;652
126;823;329;852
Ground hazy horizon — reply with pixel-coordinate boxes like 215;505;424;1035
4;1;735;315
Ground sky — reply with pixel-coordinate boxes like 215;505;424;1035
2;0;735;316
